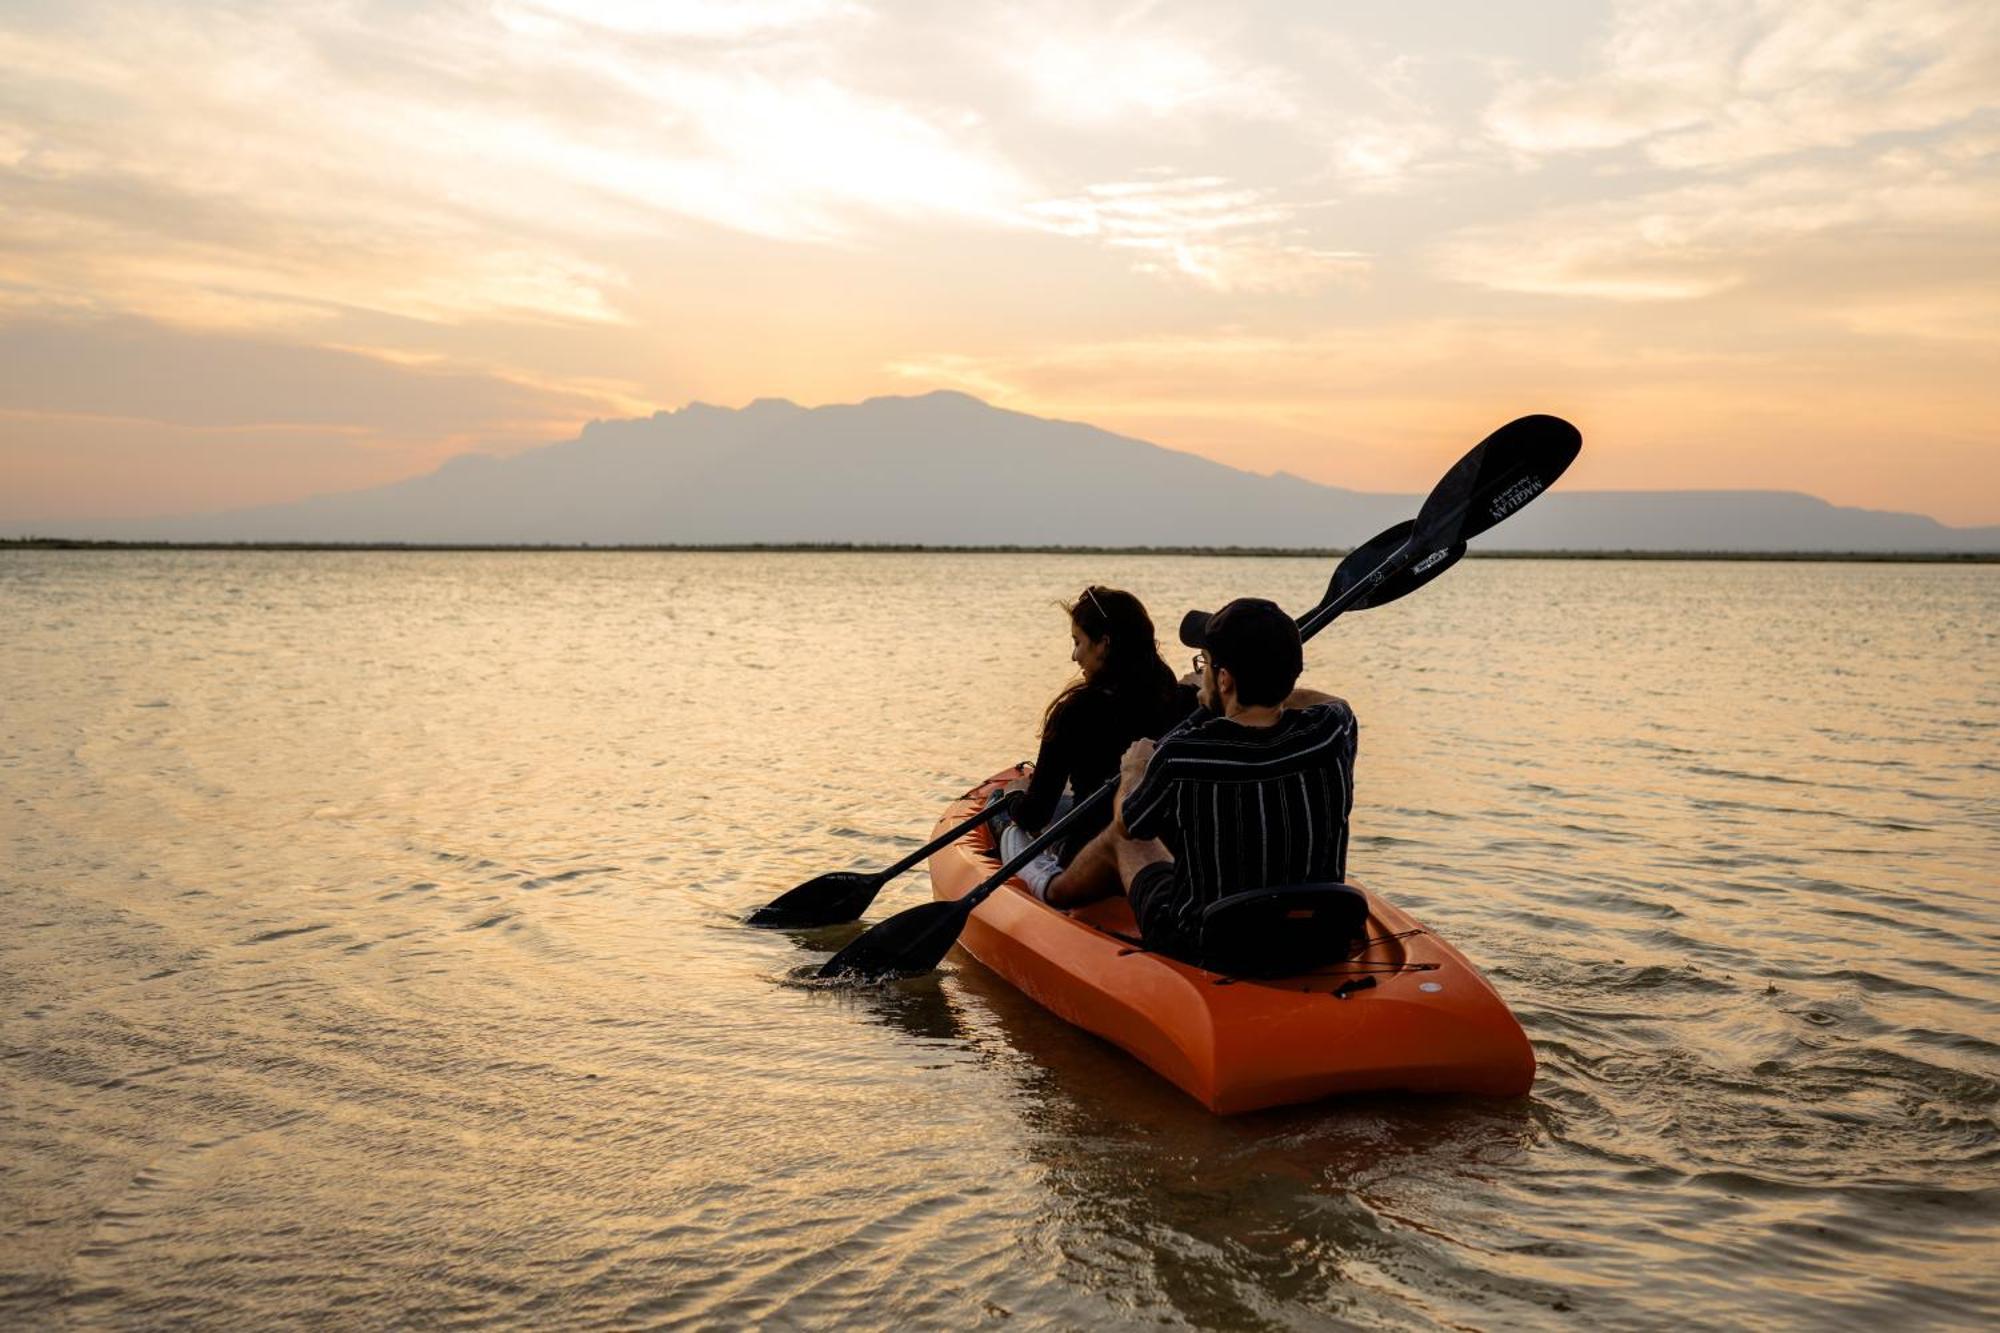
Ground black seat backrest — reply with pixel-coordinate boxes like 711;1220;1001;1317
1196;882;1368;979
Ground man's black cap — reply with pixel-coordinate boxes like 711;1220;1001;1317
1178;597;1302;680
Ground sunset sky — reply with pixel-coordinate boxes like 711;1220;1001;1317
3;0;1997;527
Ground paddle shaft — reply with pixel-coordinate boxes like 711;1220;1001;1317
954;536;1420;916
880;799;1011;883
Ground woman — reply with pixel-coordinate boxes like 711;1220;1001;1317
1000;585;1196;902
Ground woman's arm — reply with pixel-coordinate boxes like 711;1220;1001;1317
1012;716;1071;831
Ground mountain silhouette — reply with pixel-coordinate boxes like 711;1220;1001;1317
37;391;2000;551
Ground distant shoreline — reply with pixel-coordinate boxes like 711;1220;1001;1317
3;539;1994;562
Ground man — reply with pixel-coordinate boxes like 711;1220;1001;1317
1044;597;1355;963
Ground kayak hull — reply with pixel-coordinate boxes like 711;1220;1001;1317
930;768;1536;1114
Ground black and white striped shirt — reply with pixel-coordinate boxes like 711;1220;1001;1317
1120;700;1356;936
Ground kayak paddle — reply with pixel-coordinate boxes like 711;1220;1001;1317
748;798;1013;928
818;413;1582;979
757;520;1448;929
763;510;1463;928
1302;412;1570;636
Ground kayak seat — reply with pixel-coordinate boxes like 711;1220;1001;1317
1197;883;1368;979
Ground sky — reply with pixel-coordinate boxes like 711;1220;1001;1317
2;0;1997;528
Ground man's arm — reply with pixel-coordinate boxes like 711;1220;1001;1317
1116;738;1172;840
1283;686;1348;711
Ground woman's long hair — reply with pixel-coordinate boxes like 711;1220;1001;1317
1042;585;1179;735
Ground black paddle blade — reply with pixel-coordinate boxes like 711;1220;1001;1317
748;870;886;928
817;897;972;979
1412;414;1582;550
1184;521;1468;647
750;800;1009;929
1322;520;1467;613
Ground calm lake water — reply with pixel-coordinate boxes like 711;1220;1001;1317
2;550;1995;1330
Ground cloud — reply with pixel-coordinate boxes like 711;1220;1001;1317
1026;176;1366;292
1486;0;2000;168
0;317;615;432
0;316;631;521
1279;32;1509;193
1436;145;2000;299
0;2;1423;332
0;2;1029;335
1824;286;2000;344
497;0;867;41
1330;121;1448;187
0;174;630;330
998;7;1299;127
890;322;1624;408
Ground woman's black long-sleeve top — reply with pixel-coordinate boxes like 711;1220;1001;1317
1016;682;1199;864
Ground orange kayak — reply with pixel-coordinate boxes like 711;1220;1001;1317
931;767;1536;1114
